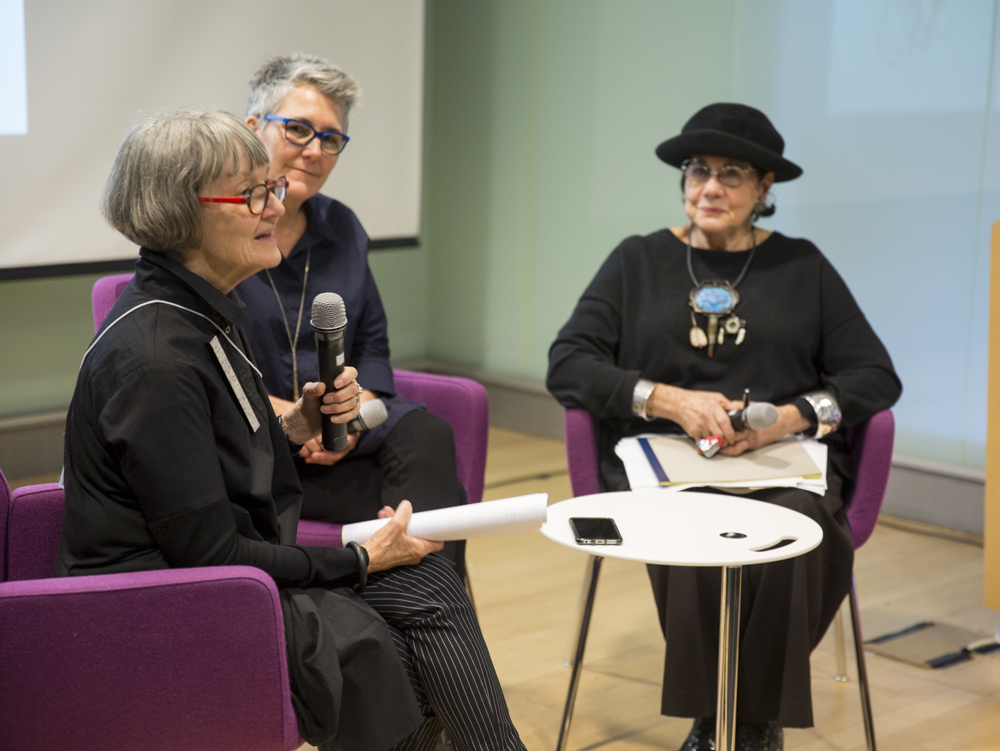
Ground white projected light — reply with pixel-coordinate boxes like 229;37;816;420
0;0;423;273
0;0;28;135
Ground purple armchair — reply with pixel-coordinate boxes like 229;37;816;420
559;408;893;751
0;476;302;751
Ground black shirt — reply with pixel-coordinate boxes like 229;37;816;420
55;249;362;588
546;229;902;491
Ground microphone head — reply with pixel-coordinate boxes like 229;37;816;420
358;398;388;431
311;292;347;331
743;401;779;431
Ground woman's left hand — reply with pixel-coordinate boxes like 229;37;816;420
299;433;359;465
281;367;362;444
718;404;810;456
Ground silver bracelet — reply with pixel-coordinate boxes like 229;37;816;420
801;390;842;439
632;378;656;422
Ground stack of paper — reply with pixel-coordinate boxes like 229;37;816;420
616;434;828;496
341;493;549;545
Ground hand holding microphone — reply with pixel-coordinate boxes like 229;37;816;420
695;389;778;458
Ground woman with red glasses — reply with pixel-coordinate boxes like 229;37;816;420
57;109;525;751
235;53;471;583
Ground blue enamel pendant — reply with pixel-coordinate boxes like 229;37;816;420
689;281;742;358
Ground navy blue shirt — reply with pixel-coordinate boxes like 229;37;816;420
237;194;420;454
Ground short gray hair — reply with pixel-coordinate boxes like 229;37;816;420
247;53;360;131
102;109;270;253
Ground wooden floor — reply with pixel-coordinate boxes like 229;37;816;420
13;428;999;749
469;428;1000;751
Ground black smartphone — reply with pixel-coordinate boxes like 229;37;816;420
569;517;623;545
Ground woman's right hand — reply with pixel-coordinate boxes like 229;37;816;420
646;383;743;444
361;501;443;573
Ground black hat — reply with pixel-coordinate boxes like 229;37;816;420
655;103;802;182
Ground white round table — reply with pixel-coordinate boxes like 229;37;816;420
541;490;824;751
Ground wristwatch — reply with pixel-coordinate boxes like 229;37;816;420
632;378;656;421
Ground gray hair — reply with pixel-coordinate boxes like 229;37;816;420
246;53;360;131
102;110;270;253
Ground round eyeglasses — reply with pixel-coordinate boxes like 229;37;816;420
263;114;350;156
198;176;288;215
681;160;758;189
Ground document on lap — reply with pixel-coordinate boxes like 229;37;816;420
616;434;828;496
341;493;549;545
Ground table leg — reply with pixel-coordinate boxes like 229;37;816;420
556;554;603;751
716;565;743;751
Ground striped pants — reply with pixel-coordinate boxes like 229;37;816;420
361;554;525;751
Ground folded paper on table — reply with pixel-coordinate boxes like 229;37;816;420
341;493;549;545
616;434;827;496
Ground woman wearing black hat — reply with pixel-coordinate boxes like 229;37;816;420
547;103;901;751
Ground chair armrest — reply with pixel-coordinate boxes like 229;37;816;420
296;519;344;548
8;482;64;581
845;408;895;550
565;409;601;497
0;566;301;751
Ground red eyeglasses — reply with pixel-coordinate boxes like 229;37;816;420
198;176;288;215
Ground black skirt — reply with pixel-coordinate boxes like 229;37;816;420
280;586;424;751
646;469;855;728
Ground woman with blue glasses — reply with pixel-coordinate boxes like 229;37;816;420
237;53;471;583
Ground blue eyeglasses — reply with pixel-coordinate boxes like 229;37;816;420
263;114;350;155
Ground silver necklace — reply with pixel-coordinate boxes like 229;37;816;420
265;246;311;400
686;226;756;358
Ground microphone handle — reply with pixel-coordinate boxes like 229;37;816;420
728;408;748;432
316;328;349;451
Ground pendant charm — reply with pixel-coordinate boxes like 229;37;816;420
690;281;739;359
724;315;741;335
736;327;746;345
707;314;719;358
717;327;724;345
689;312;707;348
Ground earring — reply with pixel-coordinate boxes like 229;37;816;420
753;198;764;215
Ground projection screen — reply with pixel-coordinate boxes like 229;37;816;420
0;0;424;278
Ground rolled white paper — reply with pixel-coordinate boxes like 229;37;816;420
341;493;549;545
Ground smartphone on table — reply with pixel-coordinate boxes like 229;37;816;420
569;517;623;546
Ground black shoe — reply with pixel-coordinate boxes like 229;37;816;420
679;716;716;751
735;721;782;751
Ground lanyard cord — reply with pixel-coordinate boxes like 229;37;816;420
265;247;311;400
685;223;757;288
82;299;262;379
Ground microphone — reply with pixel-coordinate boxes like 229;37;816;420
311;293;349;451
348;398;388;434
728;402;779;432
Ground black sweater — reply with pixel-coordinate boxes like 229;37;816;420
547;229;902;491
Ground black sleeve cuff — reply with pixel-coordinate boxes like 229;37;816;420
793;397;818;434
346;541;369;591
